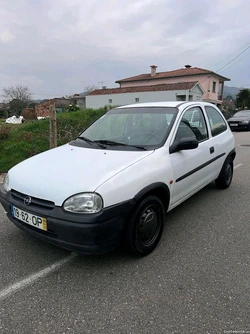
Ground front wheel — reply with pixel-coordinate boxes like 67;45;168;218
215;157;233;189
124;195;165;256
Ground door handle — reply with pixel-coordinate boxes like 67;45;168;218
210;146;215;154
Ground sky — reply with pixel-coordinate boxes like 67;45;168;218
0;0;250;100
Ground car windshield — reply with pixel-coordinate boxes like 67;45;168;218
233;110;250;117
78;107;177;150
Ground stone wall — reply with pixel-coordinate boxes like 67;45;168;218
35;100;56;117
22;108;37;120
34;99;73;117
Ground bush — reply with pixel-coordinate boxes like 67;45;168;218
0;110;8;119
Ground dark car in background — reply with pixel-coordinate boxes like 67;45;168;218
227;110;250;131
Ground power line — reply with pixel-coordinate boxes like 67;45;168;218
186;44;250;94
219;52;250;74
216;45;250;72
212;42;250;67
184;42;250;89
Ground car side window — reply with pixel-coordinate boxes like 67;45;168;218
205;106;227;136
175;107;208;142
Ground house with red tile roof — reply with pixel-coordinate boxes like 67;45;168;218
85;65;230;109
116;65;230;105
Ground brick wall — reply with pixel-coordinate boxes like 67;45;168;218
35;99;73;117
35;100;56;117
22;108;37;120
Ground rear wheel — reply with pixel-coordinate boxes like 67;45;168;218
215;157;233;189
124;195;164;256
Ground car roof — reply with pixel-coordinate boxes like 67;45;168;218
117;101;216;109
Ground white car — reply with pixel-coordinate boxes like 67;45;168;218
0;102;235;256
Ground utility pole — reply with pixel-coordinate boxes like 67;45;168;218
49;102;57;149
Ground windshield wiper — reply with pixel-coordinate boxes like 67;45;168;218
77;136;106;148
94;140;146;150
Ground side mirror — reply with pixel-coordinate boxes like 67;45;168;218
169;137;198;154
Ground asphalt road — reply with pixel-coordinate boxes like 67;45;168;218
0;132;250;334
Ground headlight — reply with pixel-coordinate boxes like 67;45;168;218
63;193;103;214
3;173;11;192
241;120;250;124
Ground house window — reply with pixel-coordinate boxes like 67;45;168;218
108;99;112;104
135;98;139;102
176;95;186;101
212;82;216;93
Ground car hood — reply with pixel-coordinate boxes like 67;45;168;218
228;116;250;122
8;144;153;205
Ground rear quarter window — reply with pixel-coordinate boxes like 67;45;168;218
205;106;227;136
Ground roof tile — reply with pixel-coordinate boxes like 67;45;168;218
88;82;199;96
116;67;230;83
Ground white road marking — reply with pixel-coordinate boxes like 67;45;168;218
234;163;243;170
0;253;77;301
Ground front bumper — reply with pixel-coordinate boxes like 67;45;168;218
0;185;136;254
229;123;250;131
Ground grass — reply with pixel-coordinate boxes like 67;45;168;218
0;108;105;172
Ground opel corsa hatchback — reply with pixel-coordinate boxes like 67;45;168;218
0;102;235;256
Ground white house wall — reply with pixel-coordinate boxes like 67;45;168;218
86;90;203;109
189;86;203;101
191;85;203;95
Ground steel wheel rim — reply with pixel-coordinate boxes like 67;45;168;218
136;205;161;247
225;162;232;184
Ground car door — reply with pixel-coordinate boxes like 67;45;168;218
204;105;230;174
169;106;216;207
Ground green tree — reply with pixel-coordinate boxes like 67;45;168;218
236;88;250;109
2;85;32;116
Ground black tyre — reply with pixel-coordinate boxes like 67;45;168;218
215;157;233;189
124;195;165;256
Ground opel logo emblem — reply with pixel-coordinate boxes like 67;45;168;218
24;196;32;206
